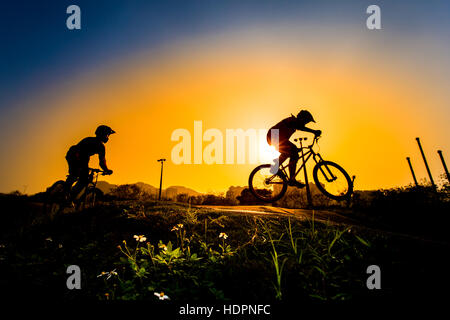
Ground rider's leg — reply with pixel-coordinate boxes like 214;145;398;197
278;153;288;166
64;161;79;196
269;135;291;174
64;175;77;194
286;143;305;188
70;167;89;199
288;158;298;181
278;141;299;181
288;158;305;187
271;153;288;174
268;133;283;174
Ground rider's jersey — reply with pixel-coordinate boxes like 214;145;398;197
268;115;306;141
66;137;105;165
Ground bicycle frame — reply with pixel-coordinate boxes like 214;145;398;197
271;137;338;183
77;169;104;209
87;169;100;189
72;168;102;202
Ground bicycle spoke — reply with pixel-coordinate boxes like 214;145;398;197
250;165;287;201
314;161;351;200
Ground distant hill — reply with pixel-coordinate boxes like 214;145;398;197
96;181;202;198
135;182;159;196
226;186;246;198
165;186;202;198
96;181;117;194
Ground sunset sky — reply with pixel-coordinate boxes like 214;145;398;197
1;0;449;194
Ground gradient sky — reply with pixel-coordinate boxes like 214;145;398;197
1;0;449;194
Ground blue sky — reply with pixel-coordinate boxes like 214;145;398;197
1;0;449;110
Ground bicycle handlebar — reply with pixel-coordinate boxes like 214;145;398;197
88;168;112;175
310;135;321;148
295;135;321;149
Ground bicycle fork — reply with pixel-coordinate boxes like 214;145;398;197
314;154;337;182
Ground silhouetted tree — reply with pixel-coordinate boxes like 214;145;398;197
225;186;245;205
237;188;270;205
111;184;144;200
176;193;190;203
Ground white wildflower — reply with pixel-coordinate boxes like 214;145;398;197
133;235;147;242
154;292;170;300
219;232;228;240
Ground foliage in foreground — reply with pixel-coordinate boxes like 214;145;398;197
91;204;377;301
1;195;448;302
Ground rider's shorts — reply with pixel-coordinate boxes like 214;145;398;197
267;133;299;160
66;146;89;178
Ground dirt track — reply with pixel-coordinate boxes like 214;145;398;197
197;205;359;225
196;205;450;245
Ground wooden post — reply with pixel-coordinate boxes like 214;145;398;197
437;150;450;183
157;158;166;200
416;138;436;189
406;157;419;186
299;138;313;208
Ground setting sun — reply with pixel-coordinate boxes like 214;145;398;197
2;0;450;306
0;2;449;195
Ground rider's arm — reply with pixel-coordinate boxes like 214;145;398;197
297;126;321;136
99;156;109;171
98;145;110;171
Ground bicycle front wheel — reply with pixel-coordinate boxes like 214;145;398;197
313;161;353;201
77;187;103;210
249;164;288;202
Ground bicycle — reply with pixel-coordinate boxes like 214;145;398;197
44;168;107;216
249;136;354;202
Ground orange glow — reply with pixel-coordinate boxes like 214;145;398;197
2;26;449;194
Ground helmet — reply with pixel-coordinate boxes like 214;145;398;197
296;110;315;123
95;125;116;137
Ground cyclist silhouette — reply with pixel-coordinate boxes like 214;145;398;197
267;110;321;188
64;125;115;198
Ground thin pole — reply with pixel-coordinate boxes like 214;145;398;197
299;138;313;208
159;162;163;200
437;150;450;183
406;157;419;186
157;158;166;200
416;138;435;189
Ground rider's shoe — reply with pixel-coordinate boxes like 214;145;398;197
269;159;279;174
288;180;306;188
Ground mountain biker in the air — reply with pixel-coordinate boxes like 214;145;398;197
64;125;115;199
267;110;321;188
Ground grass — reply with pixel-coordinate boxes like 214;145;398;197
1;193;450;302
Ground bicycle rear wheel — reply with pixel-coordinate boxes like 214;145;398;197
43;180;66;216
249;164;288;202
313;161;353;201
